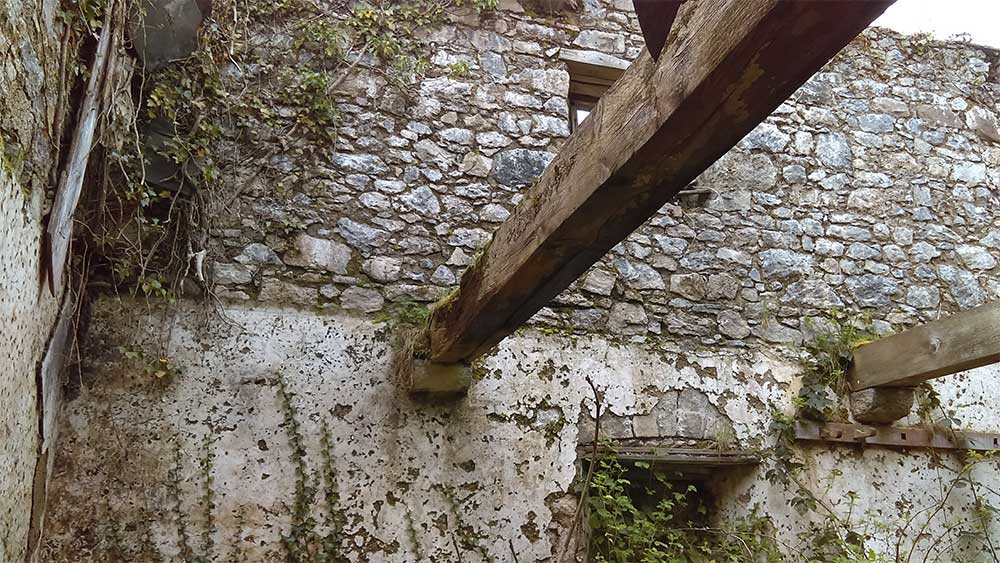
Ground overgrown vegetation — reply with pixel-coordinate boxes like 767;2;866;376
69;0;497;307
795;310;878;421
586;452;782;562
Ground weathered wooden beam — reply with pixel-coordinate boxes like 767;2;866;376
427;0;894;365
849;300;1000;390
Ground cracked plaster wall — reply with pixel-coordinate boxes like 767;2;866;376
0;1;69;561
40;0;1000;560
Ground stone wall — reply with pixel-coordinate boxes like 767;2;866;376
41;300;1000;562
200;4;1000;354
41;0;1000;561
0;2;70;561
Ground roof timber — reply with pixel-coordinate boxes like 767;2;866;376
849;300;1000;390
425;0;895;368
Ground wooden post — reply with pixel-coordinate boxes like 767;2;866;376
849;300;1000;390
426;0;895;367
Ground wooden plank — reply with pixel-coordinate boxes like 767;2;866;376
849;300;1000;390
796;421;1000;452
44;13;116;295
427;0;895;364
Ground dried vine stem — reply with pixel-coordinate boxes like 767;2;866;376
556;375;602;563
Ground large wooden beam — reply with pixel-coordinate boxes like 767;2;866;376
849;301;1000;390
428;0;894;365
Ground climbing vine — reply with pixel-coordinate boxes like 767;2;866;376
276;376;346;562
70;0;497;307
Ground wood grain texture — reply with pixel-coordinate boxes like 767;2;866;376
428;0;894;364
849;300;1000;390
44;14;116;295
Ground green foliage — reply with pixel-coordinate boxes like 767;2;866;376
280;68;340;141
374;301;431;328
796;310;878;421
277;376;345;562
118;344;180;384
447;60;471;78
587;453;781;562
916;382;962;431
766;406;1000;561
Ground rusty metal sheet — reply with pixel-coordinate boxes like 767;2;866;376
796;421;1000;452
633;0;686;60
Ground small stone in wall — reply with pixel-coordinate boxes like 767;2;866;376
781;280;844;308
570;308;605;331
669;273;706;301
479;51;506;78
572;30;625;55
607;302;647;335
235;243;281;265
447;248;472;267
581;268;616;296
938;265;986;309
717;310;750;339
448;228;492;249
459;152;492;177
753;321;802;345
330;153;388;175
362;257;402;283
909;241;940;263
614;258;664;291
815;132;852;169
430;265;456;286
759;249;812;279
905;286;940;309
259;279;316;305
480;204;511;223
706;273;739;300
491;149;555;187
282;234;352;275
858;113;895;133
845;274;898;308
740;122;790;152
850;388;914;424
336;218;389;255
955;244;997;271
212;263;252;285
319;284;341;299
340;287;384;313
951;162;987;185
401;186;441;216
440;127;474;145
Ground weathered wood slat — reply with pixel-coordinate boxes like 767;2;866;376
428;0;894;364
849;300;1000;390
44;14;116;295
